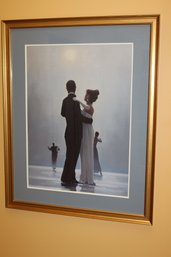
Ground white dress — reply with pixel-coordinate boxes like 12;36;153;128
80;110;95;185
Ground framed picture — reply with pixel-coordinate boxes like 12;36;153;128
2;15;159;224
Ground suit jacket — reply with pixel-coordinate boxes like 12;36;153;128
61;94;93;142
61;93;83;142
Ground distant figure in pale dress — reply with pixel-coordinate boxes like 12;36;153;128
94;131;102;176
74;89;99;185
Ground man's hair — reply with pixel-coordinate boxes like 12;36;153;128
66;80;76;92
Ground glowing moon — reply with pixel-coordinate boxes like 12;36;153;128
64;48;76;62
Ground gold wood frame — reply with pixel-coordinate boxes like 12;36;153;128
1;15;159;224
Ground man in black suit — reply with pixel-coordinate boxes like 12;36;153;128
61;80;92;186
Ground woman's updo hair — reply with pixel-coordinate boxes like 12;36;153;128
86;89;99;103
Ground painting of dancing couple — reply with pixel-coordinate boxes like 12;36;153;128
27;43;133;198
61;80;100;186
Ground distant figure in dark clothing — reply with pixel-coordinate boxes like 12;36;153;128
61;80;93;186
48;142;60;171
94;131;102;176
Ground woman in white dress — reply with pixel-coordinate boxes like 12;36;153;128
74;89;99;185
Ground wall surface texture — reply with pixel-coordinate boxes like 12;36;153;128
0;1;171;257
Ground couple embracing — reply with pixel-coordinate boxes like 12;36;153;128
61;80;99;187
